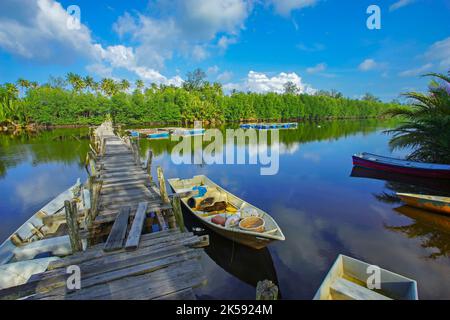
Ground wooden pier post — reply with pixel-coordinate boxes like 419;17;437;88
145;149;153;180
171;195;185;232
64;200;82;253
157;166;176;229
256;280;278;300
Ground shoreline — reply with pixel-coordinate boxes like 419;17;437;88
1;116;390;132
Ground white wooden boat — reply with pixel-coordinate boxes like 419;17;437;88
168;175;285;250
0;179;86;290
314;255;418;300
0;179;83;266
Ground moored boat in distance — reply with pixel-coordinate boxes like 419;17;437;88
239;122;298;130
168;175;285;250
314;255;418;300
147;131;169;139
397;193;450;216
352;152;450;179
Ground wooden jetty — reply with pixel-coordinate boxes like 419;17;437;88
0;120;209;300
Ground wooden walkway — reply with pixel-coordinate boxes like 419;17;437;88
0;121;208;300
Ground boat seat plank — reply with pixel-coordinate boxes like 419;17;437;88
330;278;391;300
104;207;131;252
125;202;148;250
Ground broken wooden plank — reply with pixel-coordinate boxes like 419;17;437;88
125;202;148;250
155;211;168;231
103;207;130;252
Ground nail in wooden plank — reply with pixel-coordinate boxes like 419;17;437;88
125;202;148;250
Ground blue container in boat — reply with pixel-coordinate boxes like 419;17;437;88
148;132;169;139
130;131;140;137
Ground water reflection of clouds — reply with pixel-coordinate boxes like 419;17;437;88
269;201;450;299
333;223;450;299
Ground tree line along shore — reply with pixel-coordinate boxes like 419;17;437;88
1;70;407;129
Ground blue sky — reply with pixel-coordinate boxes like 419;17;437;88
0;0;449;100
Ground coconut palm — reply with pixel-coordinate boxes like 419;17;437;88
84;76;97;93
100;78;119;97
135;79;144;92
16;78;30;95
4;83;19;99
119;79;130;92
66;73;85;93
385;71;450;163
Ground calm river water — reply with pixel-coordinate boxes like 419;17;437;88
1;120;449;299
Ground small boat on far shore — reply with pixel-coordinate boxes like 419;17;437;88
314;255;418;300
397;193;450;216
352;153;450;179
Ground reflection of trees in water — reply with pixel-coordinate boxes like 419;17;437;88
385;206;450;260
139;119;399;157
354;168;450;260
0;128;90;176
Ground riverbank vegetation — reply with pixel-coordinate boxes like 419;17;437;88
385;71;450;163
1;70;404;129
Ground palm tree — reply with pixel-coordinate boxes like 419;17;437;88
84;76;97;93
66;73;85;93
385;71;450;163
16;78;30;95
30;81;39;90
100;78;118;97
119;79;130;92
4;83;19;99
135;79;144;93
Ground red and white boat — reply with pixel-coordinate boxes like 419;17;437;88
352;153;450;179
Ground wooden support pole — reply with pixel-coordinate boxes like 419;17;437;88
256;280;278;300
132;139;141;166
64;200;82;253
145;149;153;179
157;166;176;229
157;166;170;204
171;195;185;232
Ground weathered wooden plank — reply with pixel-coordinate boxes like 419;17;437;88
94;202;172;225
29;245;201;297
102;180;150;189
100;195;151;208
46;258;205;300
155;211;168;231
100;184;151;195
101;189;153;199
103;207;130;252
47;229;183;270
125;202;148;250
102;175;149;184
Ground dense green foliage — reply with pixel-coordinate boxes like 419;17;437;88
1;72;403;127
385;71;450;163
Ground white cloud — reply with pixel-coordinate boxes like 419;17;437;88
0;0;183;85
0;0;98;63
306;63;326;74
225;71;316;94
217;71;234;82
389;0;415;12
114;0;251;67
398;63;433;77
207;65;220;75
358;59;378;71
217;36;238;50
86;64;114;78
424;37;450;69
269;0;318;16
